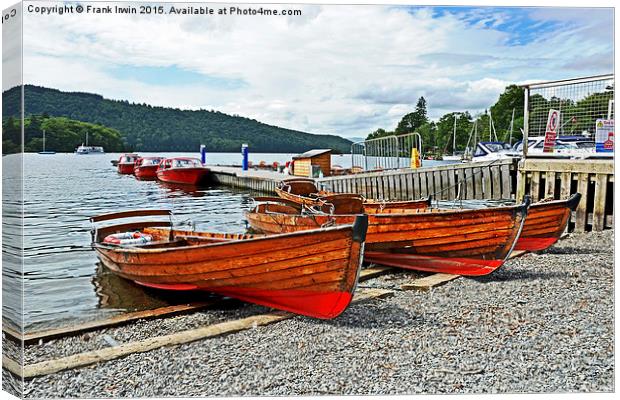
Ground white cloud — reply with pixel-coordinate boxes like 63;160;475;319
15;2;615;138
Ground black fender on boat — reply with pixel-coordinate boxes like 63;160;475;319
352;214;369;243
566;192;582;211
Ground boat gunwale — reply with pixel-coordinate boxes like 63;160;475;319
92;220;361;255
251;200;529;220
529;193;581;211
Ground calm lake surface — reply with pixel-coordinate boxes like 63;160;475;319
6;151;453;330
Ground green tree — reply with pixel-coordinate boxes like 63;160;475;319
395;96;429;134
435;112;472;153
489;85;524;142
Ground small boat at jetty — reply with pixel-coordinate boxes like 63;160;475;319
516;193;581;251
134;156;164;180
276;178;431;214
90;210;368;319
117;153;139;174
157;157;210;185
246;198;530;276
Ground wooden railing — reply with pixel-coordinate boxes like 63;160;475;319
516;158;614;232
318;158;518;201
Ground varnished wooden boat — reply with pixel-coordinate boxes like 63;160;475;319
246;198;530;276
516;193;581;251
276;178;430;214
90;210;368;319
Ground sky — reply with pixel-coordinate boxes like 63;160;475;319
2;1;615;139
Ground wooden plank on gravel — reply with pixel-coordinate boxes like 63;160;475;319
401;273;459;291
359;265;393;280
7;266;395;346
11;288;394;379
3;355;22;377
509;250;528;259
5;301;221;345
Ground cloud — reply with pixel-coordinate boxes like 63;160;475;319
16;2;614;138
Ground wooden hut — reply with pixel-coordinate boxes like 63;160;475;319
292;149;332;177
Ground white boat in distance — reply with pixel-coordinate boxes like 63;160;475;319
75;145;105;155
75;132;105;154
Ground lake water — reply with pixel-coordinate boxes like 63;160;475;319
3;151;453;331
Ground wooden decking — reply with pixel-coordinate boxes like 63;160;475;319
516;158;614;232
208;165;286;193
317;159;517;201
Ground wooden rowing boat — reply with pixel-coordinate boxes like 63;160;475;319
246;198;530;276
90;210;368;319
516;193;581;251
276;178;430;213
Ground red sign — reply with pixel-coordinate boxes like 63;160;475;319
603;132;614;150
543;109;560;153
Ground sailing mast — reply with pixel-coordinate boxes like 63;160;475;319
508;108;515;145
452;114;457;156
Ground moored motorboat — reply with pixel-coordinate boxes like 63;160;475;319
246;198;530;276
276;178;431;214
90;210;368;319
117;153;139;174
516;193;581;251
134;156;164;180
157;157;210;185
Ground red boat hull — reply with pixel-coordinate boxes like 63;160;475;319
118;163;135;174
134;165;159;180
515;193;581;251
135;282;353;319
157;168;210;185
364;252;503;276
514;237;559;251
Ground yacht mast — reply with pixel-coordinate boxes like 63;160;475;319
452;114;457;156
509;108;515;145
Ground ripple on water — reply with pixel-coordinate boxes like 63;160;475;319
9;153;261;330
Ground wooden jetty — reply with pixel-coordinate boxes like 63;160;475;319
208;157;613;233
208;165;282;193
317;159;518;201
515;158;614;232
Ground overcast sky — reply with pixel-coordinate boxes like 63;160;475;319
4;1;615;138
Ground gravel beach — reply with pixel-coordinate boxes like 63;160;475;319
16;229;615;397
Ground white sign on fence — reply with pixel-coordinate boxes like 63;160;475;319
595;119;614;153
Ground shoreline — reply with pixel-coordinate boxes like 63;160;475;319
7;229;613;397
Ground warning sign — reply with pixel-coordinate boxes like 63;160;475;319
595;119;614;153
543;109;560;153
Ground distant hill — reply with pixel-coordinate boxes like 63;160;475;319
2;85;352;153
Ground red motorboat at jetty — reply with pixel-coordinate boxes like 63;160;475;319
156;157;210;185
134;157;164;180
117;153;139;175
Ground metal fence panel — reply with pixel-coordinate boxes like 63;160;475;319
526;75;614;138
351;133;422;171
